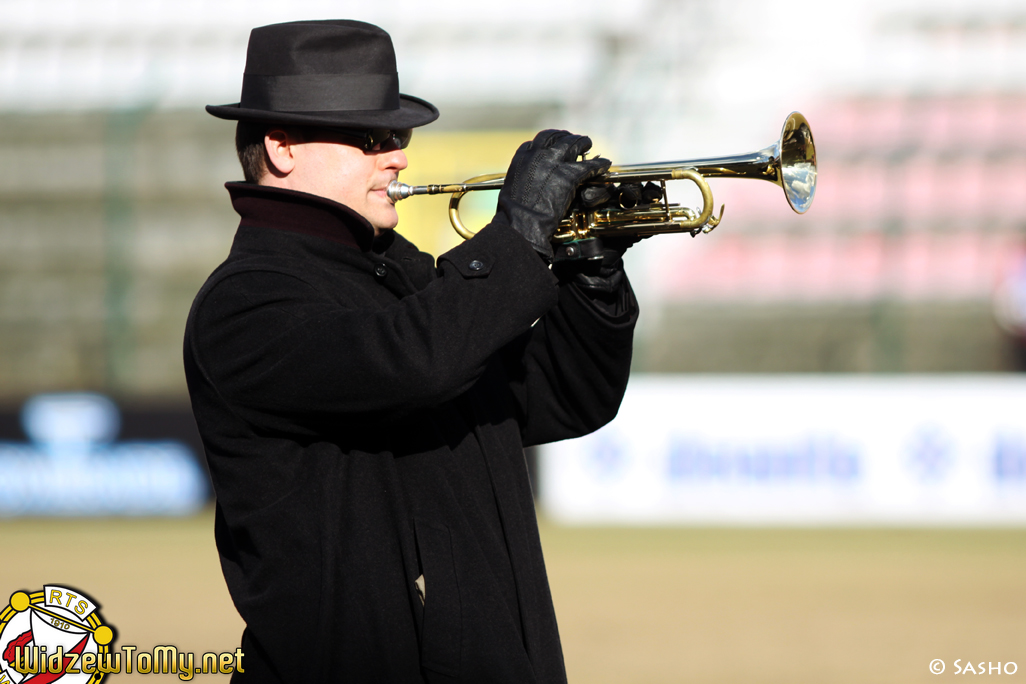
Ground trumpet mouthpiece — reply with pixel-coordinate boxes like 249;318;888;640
387;180;413;203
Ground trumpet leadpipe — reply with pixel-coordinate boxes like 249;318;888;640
388;174;505;203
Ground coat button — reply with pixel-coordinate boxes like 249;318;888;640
468;259;484;271
374;264;387;278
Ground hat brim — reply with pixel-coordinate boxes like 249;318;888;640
205;93;439;129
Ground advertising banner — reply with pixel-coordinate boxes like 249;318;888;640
539;376;1026;525
0;394;208;516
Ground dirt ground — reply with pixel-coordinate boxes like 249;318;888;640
1;511;1023;682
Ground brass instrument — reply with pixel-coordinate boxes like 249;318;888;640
387;112;816;242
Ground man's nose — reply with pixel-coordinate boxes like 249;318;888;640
384;149;408;172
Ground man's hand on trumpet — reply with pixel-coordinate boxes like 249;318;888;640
494;129;610;261
549;180;660;300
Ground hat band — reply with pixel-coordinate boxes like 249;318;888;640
240;73;401;112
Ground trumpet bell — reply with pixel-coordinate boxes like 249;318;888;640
779;112;816;214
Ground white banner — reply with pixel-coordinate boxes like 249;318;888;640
539;376;1026;525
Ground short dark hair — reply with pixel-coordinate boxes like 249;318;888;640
235;120;270;183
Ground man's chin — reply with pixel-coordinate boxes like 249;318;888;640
370;215;399;237
370;208;400;235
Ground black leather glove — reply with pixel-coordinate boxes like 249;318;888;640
555;236;638;295
552;179;656;292
496;130;611;260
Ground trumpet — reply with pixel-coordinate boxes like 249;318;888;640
387;112;816;242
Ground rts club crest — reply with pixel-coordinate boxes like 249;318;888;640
0;586;115;684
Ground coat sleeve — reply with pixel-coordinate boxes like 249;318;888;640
185;222;559;433
504;273;639;448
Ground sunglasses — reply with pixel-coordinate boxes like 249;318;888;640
310;127;413;152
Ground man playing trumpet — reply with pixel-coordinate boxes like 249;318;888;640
185;19;638;683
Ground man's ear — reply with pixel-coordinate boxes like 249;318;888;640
264;128;296;177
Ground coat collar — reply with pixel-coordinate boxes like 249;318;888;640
226;181;379;252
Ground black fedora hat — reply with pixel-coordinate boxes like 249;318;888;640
206;20;438;130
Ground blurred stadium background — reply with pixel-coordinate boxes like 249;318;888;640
1;0;1025;681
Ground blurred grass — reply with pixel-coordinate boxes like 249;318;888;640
540;521;1026;684
1;511;1024;682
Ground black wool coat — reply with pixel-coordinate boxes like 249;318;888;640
183;183;638;684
